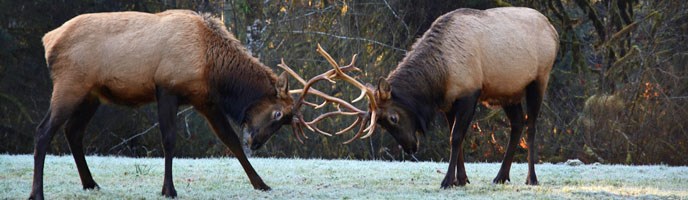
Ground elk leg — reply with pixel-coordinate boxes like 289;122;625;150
455;146;470;185
441;91;479;189
156;88;179;198
64;98;100;190
444;106;470;186
524;82;543;185
31;89;86;200
30;110;53;200
198;106;271;191
493;103;525;184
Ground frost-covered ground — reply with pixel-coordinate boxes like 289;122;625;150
1;154;686;199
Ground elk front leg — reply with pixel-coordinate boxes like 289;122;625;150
199;106;270;191
455;147;470;185
441;91;479;189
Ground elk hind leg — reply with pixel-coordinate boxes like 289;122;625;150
31;84;89;199
64;97;100;190
493;103;525;184
524;81;544;185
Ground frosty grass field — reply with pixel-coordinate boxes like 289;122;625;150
1;154;686;199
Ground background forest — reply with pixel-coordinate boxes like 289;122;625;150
1;0;686;165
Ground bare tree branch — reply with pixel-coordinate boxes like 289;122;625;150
108;107;194;152
381;0;410;36
289;30;407;52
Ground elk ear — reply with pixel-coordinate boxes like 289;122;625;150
376;77;391;101
276;72;289;99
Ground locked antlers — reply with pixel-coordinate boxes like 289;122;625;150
278;44;377;144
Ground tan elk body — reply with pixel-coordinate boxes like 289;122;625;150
388;7;558;111
43;10;269;107
32;10;294;199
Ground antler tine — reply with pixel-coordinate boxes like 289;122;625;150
342;114;370;144
298;117;315;132
278;58;308;88
301;110;359;136
335;117;361;135
309;101;367;137
278;57;367;139
361;111;377;139
308;111;360;124
306;123;332;137
304;100;324;108
316;44;370;104
278;59;359;110
315;44;379;144
344;54;366;103
351;88;367;103
291;121;304;144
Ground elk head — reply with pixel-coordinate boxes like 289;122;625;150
370;78;420;154
242;72;295;150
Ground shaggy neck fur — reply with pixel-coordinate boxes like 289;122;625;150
387;15;455;132
200;13;277;123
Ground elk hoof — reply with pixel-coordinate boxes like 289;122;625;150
441;174;469;189
28;192;44;200
525;176;539;185
492;174;510;184
83;182;100;190
455;177;469;186
29;187;45;200
161;186;177;198
255;183;271;191
440;176;453;189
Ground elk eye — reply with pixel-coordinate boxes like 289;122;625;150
389;114;399;124
273;111;283;120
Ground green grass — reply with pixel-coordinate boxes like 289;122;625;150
1;154;686;199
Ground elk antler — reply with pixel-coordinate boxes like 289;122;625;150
277;44;378;144
314;44;378;144
277;54;364;143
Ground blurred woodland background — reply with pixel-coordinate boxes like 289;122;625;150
1;0;686;165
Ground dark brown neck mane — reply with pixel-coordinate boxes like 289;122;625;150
200;13;277;123
387;57;447;133
387;15;455;132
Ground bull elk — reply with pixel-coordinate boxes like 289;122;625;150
31;10;295;199
336;7;559;187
